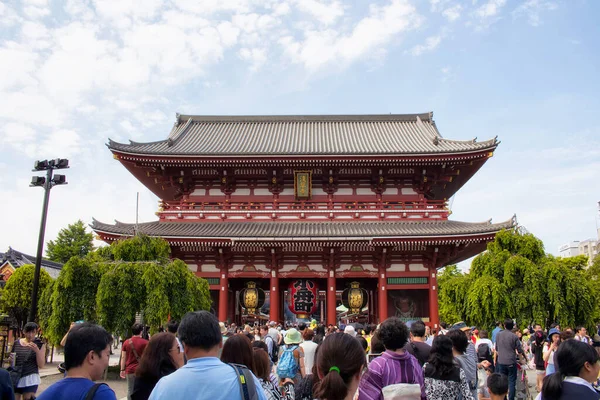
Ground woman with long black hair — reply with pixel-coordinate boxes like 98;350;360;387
538;339;600;400
131;332;182;400
423;335;473;400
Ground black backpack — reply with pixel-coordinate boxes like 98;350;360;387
266;335;279;363
477;343;493;363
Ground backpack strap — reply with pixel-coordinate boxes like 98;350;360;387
129;339;141;363
229;363;258;400
85;383;107;400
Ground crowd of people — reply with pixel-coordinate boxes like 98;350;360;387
3;315;600;400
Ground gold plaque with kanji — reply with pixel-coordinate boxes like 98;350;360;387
294;171;312;200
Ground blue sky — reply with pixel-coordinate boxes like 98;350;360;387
1;0;599;268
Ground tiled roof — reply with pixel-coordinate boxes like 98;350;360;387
0;247;63;278
108;113;497;156
91;218;515;240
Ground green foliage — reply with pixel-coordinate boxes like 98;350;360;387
45;256;105;345
96;262;146;335
438;229;600;331
437;265;463;324
96;259;211;335
466;275;508;328
0;264;52;329
38;279;55;335
46;220;95;263
111;234;170;262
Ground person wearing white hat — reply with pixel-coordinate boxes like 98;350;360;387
344;325;357;337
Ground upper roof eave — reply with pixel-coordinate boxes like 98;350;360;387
107;144;498;159
174;112;435;123
106;112;499;157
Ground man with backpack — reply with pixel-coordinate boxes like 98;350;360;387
38;323;116;400
149;311;267;400
475;330;495;367
260;326;278;363
120;323;148;400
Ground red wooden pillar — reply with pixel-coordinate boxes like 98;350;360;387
218;249;229;323
218;268;229;322
326;248;336;326
429;267;440;329
270;249;280;323
378;248;388;323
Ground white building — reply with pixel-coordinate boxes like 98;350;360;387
579;239;599;266
558;241;581;258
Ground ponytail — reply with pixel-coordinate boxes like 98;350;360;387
314;366;349;400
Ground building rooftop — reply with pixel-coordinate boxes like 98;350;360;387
0;247;63;279
108;113;498;157
91;218;516;241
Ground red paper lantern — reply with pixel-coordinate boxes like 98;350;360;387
288;279;318;319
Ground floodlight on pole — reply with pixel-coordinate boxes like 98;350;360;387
28;158;69;323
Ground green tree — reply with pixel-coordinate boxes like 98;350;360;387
96;235;210;335
0;265;52;329
38;279;55;336
544;255;597;328
96;262;146;335
45;256;107;345
438;229;600;331
111;234;170;262
46;220;95;263
437;265;464;324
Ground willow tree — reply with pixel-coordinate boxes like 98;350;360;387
437;265;466;324
438;229;548;330
96;262;146;335
96;235;210;335
544;255;596;328
45;256;107;344
111;234;170;262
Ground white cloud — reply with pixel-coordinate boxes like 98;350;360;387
294;0;344;26
239;47;268;71
512;0;558;27
0;2;23;26
442;5;462;21
1;123;37;146
474;0;506;19
410;35;442;56
280;0;422;72
441;66;456;82
430;0;451;12
23;5;50;19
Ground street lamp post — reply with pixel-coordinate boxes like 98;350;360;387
28;159;68;323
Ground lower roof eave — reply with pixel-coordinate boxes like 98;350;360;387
94;231;501;244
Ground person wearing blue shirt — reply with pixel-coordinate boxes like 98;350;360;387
38;323;116;400
492;321;503;344
150;311;267;400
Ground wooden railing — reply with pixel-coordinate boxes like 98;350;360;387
159;200;447;212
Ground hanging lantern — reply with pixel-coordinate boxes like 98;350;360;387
342;281;368;314
288;279;318;319
239;281;265;315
